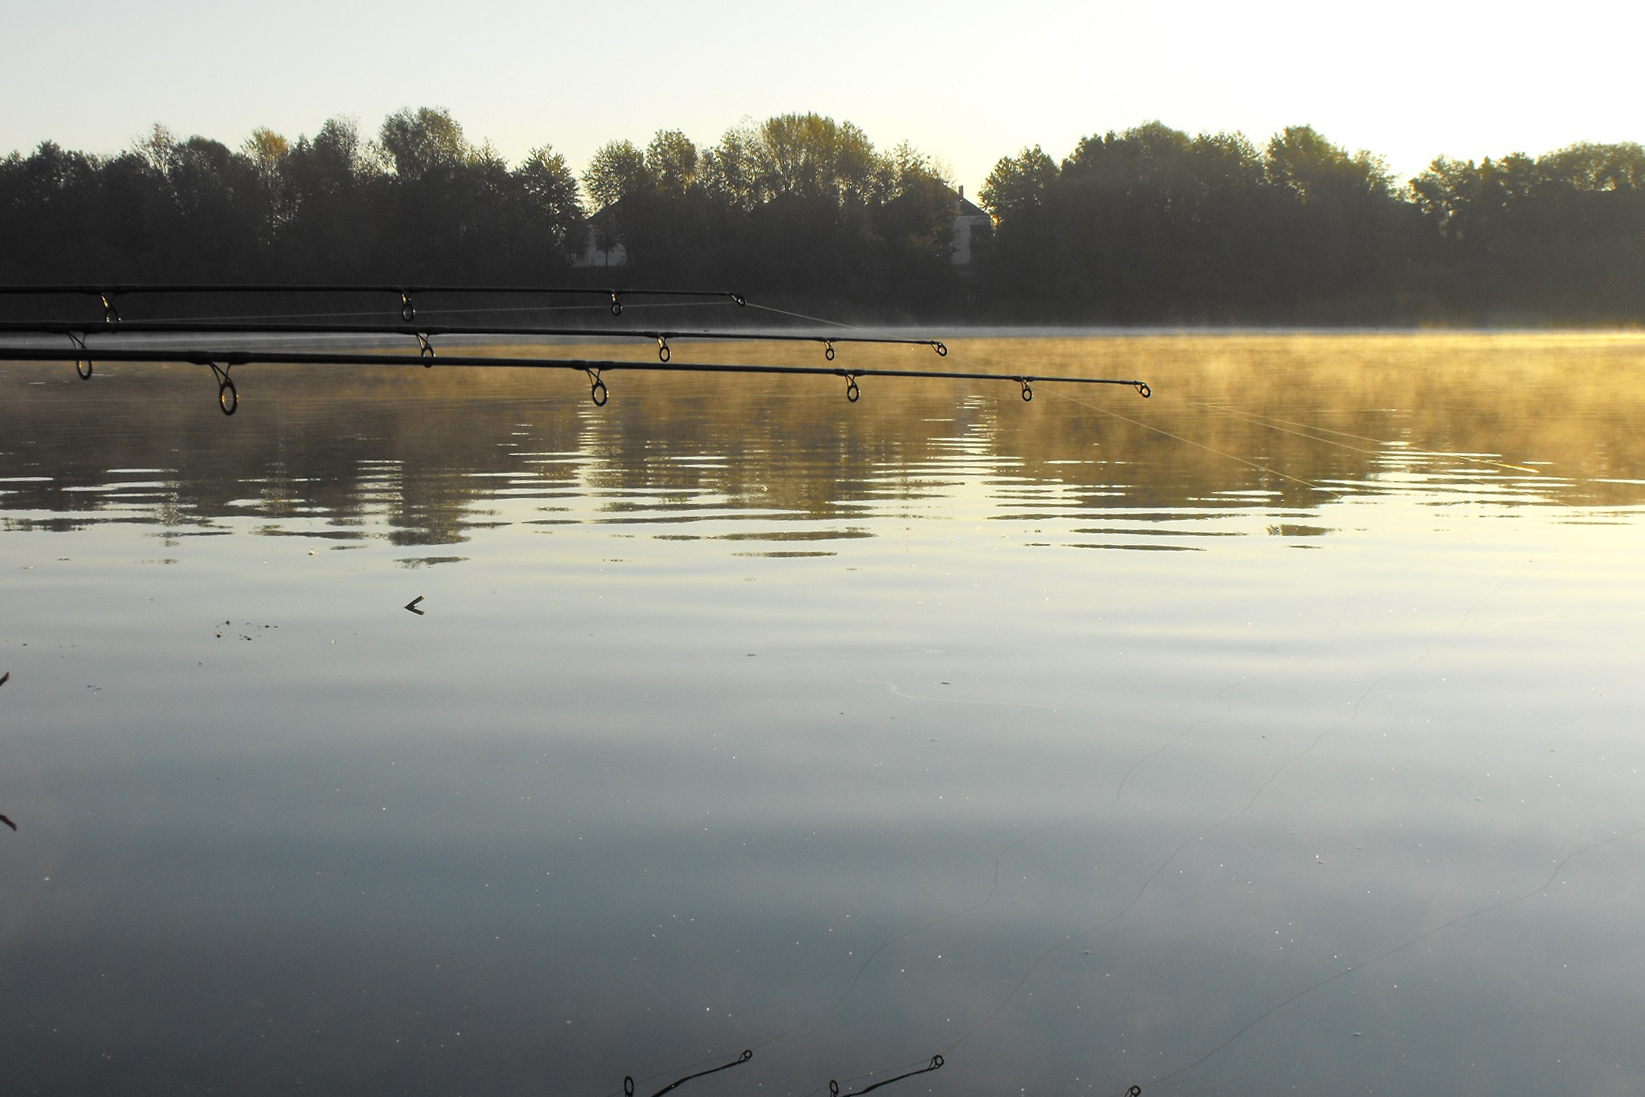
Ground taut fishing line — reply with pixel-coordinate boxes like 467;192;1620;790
743;302;856;329
1192;400;1545;477
613;383;1354;1094
922;383;1643;1094
931;564;1530;1085
708;382;1633;1095
657;386;1350;1091
1139;816;1645;1093
1049;387;1348;504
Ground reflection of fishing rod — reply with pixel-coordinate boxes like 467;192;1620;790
624;1049;751;1097
0;320;947;364
616;1048;956;1097
830;1054;945;1096
0;283;747;321
0;345;1152;416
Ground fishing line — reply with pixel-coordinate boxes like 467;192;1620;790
1138;816;1645;1093
121;299;743;326
161;307;391;323
919;387;1549;1089
743;302;856;329
704;684;1234;1086
710;387;1362;1083
1044;387;1347;504
728;678;1258;1078
1194;402;1395;448
1014;394;1590;1092
1193;401;1544;476
100;301;610;324
1193;402;1388;458
165;302;613;324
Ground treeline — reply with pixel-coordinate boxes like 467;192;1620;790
0;110;584;287
0;108;958;319
978;122;1645;324
4;109;1645;324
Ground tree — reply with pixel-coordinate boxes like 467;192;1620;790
1409;141;1645;320
700;123;759;210
0;141;107;281
755;113;878;203
163;135;271;276
241;127;289;182
136;123;177;175
1266;125;1390;202
645;130;699;195
515;144;583;258
873;149;959;309
379;107;469;181
582;139;648;212
980;146;1058;221
1256;126;1409;317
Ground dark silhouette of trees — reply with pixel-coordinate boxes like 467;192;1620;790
515;145;584;267
980;146;1058;222
0;109;588;294
1260;126;1417;317
379;107;468;181
976;121;1424;323
571;114;958;314
1410;142;1645;320
276;117;384;280
7;109;1645;324
371;107;572;280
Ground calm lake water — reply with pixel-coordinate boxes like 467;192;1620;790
2;332;1644;1097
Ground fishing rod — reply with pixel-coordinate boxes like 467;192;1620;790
0;283;747;321
0;320;947;364
0;344;1151;416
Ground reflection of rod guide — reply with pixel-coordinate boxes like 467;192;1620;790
0;671;13;831
0;345;1152;416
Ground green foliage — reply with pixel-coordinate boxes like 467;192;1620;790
582;140;648;212
241;128;289;181
703;113;883;209
1266;125;1392;202
379;107;469;180
980;146;1058;220
645;130;698;194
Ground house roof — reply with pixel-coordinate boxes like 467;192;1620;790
952;187;991;221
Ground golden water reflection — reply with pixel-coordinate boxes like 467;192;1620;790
4;333;1644;548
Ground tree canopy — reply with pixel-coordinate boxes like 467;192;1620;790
5;109;1645;324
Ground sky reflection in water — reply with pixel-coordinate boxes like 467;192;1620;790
2;334;1644;1097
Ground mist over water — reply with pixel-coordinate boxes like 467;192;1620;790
2;334;1644;1096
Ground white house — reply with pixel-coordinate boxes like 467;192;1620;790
950;186;994;266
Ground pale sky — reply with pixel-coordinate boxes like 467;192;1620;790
5;0;1642;196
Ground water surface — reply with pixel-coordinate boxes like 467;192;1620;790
2;333;1644;1097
